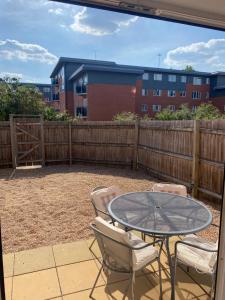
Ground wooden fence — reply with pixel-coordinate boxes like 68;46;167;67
0;120;224;200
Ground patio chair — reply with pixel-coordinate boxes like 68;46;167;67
89;185;121;251
90;216;163;300
152;183;188;196
174;234;218;299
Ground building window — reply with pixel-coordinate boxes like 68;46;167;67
168;90;176;97
192;91;201;99
206;92;209;99
179;90;186;97
142;88;148;96
43;87;50;93
154;73;162;81
169;105;176;111
153;89;162;96
181;76;187;83
193;77;202;85
206;78;210;84
168;74;176;82
142;73;149;80
192;105;198;112
141;104;148;112
152;104;161;112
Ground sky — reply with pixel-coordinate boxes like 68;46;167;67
1;0;225;83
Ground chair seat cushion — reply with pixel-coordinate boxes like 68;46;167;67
127;233;158;271
177;234;218;274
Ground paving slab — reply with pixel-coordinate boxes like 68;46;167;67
53;240;93;266
12;268;61;300
14;246;55;275
57;260;105;295
3;253;14;278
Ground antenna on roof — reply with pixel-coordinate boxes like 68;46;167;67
157;53;162;68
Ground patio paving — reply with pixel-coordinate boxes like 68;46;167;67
3;236;212;300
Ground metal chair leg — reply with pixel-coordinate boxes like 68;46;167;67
89;265;103;299
158;258;163;300
89;237;96;251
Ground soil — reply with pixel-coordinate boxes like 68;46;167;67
0;164;220;254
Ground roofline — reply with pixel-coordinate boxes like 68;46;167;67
20;82;52;86
69;64;144;81
50;57;116;78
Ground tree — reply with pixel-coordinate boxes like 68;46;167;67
155;108;175;120
0;77;45;121
113;112;138;121
193;103;222;120
0;77;73;121
184;65;195;72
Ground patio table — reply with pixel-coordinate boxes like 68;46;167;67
108;191;212;300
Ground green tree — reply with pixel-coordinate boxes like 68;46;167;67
193;103;222;120
184;65;195;72
155;108;175;120
174;104;192;120
0;77;45;121
113;111;138;121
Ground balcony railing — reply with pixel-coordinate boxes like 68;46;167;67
76;85;87;94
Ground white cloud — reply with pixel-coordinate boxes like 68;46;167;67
48;8;64;15
70;8;138;36
164;39;225;71
0;72;23;79
0;39;57;65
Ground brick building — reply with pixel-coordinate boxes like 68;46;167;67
50;57;225;120
21;83;60;111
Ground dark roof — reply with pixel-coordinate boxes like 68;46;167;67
69;64;144;81
50;57;116;78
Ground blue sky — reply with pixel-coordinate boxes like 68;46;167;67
1;0;225;83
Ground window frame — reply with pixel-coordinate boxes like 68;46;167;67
152;104;161;112
193;77;202;85
181;75;187;83
141;88;148;96
179;90;186;97
153;73;162;81
153;89;162;96
192;91;202;99
168;74;176;82
168;90;176;97
141;103;148;112
142;72;149;80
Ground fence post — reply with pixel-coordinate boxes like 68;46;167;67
69;122;72;166
133;118;140;170
192;120;200;197
9;115;16;169
40;115;45;167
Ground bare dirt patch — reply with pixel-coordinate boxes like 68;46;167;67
0;164;220;254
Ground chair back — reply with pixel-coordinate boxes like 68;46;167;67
90;186;121;219
152;183;187;196
92;217;132;272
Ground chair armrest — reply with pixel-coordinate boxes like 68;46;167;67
130;239;164;251
175;240;218;253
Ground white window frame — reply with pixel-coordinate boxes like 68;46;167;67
168;74;176;82
192;105;198;111
153;73;162;81
141;88;148;96
43;87;50;93
168;90;176;97
142;72;149;80
193;77;202;85
206;77;210;84
153;89;162;96
192;91;201;99
179;90;186;97
169;105;176;111
181;75;187;83
152;104;161;112
141;104;148;112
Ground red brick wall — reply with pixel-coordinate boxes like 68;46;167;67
47;101;60;111
65;91;74;115
210;97;225;112
135;83;210;117
59;92;66;112
87;84;136;121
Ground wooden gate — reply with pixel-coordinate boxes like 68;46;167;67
10;115;45;168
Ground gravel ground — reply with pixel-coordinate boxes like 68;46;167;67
0;164;220;254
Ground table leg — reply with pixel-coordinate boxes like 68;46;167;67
165;237;175;300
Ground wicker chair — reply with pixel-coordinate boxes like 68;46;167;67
90;217;163;300
89;186;121;251
174;234;218;299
